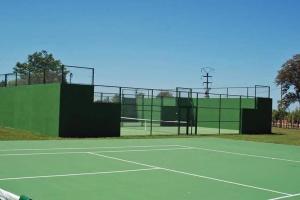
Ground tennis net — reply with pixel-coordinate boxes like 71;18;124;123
121;117;188;135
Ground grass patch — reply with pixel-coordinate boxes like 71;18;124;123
0;126;58;140
1;125;300;146
216;127;300;146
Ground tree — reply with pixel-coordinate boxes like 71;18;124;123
14;50;66;84
276;54;300;109
272;109;287;121
156;91;174;98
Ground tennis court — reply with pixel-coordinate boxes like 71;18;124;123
1;137;300;200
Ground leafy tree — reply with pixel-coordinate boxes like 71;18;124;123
276;54;300;109
14;50;66;84
288;108;300;123
272;109;287;121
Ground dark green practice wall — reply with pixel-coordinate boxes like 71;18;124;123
0;84;60;136
0;84;121;137
59;84;120;137
241;98;272;134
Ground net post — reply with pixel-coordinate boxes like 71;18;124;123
239;95;242;134
150;89;154;136
218;94;222;135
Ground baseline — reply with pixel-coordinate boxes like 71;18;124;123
0;144;182;152
178;145;300;164
0;147;192;157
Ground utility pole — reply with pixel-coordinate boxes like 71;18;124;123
202;72;212;98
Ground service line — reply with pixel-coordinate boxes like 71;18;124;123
88;152;291;196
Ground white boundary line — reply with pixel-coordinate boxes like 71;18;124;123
1;143;299;164
177;145;300;164
0;147;192;157
268;193;300;200
0;144;182;152
88;152;291;196
0;168;159;181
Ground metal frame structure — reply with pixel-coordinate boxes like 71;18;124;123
0;65;95;87
0;67;271;136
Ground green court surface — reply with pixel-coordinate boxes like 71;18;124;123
0;137;300;200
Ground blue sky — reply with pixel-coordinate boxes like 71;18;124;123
1;0;300;108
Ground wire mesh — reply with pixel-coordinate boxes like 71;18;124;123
63;65;94;85
94;85;121;103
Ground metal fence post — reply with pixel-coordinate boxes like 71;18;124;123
239;96;242;134
119;87;122;103
4;74;8;87
218;94;221;135
92;68;95;85
61;65;65;84
195;93;199;135
142;94;145;119
177;91;181;135
246;87;249;98
28;71;31;85
186;106;190;135
43;68;46;84
226;88;229;98
15;73;18;86
150;89;154;136
254;85;257;108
